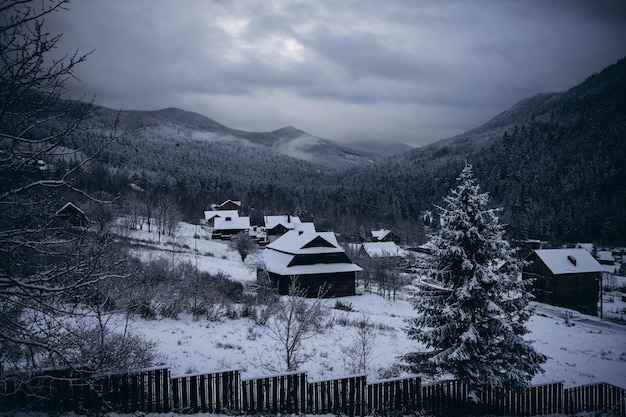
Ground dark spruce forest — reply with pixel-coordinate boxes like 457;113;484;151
46;57;626;246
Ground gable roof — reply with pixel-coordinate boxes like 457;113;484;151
266;230;344;255
262;248;362;275
531;249;602;275
597;251;615;262
371;229;391;241
361;242;408;258
575;243;594;253
204;209;239;221
217;199;241;209
213;216;250;231
55;202;86;217
264;215;301;230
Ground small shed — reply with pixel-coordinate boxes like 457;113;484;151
260;230;362;297
523;248;601;316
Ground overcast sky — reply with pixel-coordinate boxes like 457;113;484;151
49;0;626;147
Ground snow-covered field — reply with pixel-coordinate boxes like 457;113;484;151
120;222;626;389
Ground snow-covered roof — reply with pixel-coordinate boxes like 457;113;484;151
55;202;85;217
264;215;301;229
532;249;601;275
266;230;343;255
262;248;362;275
294;222;316;233
575;243;594;253
371;229;391;241
218;199;241;208
597;251;615;262
361;242;408;258
214;216;250;231
204;209;239;221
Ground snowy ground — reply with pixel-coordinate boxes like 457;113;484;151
118;222;626;389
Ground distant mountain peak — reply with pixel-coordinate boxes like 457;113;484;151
272;126;307;138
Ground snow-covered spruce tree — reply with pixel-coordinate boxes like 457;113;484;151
403;163;546;397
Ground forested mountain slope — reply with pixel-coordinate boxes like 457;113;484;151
333;57;626;245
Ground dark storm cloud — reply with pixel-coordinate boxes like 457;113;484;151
47;0;626;146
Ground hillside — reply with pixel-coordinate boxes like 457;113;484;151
81;105;381;169
330;57;626;245
120;221;626;388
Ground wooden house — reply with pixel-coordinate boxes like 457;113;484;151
371;229;399;243
523;248;601;316
214;199;241;211
358;242;408;259
260;230;362;297
203;209;239;227
212;215;250;240
596;251;615;265
55;202;88;227
264;215;301;241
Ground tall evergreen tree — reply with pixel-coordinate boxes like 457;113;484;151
403;164;546;397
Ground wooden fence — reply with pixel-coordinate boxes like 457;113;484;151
241;371;307;414
308;374;367;416
367;375;421;414
171;369;239;413
565;382;626;416
1;365;625;416
421;380;565;416
0;366;170;413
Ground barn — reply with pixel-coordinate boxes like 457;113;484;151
523;248;602;316
260;230;362;297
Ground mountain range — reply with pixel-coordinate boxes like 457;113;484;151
81;106;410;170
65;56;626;245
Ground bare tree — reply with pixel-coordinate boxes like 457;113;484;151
342;314;378;374
265;278;328;371
230;230;257;262
0;0;134;375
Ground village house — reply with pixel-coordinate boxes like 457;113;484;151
523;248;602;316
263;214;301;242
212;215;251;240
371;228;400;243
213;199;242;211
203;209;239;227
596;250;616;265
358;241;409;259
55;202;88;227
260;230;362;297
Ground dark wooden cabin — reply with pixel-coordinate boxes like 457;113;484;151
55;202;88;227
260;230;362;297
523;249;601;316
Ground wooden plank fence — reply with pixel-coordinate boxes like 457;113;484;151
2;365;625;416
565;382;626;416
308;374;366;416
171;369;239;413
241;371;307;414
367;375;421;414
0;366;169;413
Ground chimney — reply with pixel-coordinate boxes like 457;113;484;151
567;255;577;266
288;214;291;223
